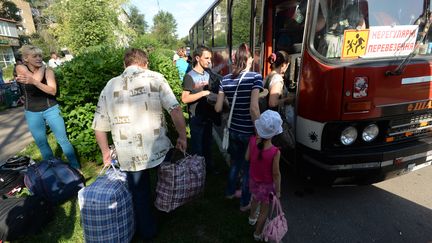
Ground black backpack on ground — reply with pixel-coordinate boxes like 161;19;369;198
0;195;54;241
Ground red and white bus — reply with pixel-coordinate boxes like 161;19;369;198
189;0;432;183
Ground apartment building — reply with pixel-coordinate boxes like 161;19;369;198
0;18;19;67
11;0;36;35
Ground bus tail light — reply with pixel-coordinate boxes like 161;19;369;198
346;101;372;112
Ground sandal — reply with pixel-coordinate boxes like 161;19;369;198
248;204;260;225
248;216;257;226
253;232;263;241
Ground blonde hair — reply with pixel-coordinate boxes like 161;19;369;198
19;45;43;62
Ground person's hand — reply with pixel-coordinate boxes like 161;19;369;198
276;191;281;198
102;150;111;167
16;74;33;85
202;90;211;97
176;136;187;153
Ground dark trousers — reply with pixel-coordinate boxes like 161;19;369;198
189;115;214;171
126;169;156;240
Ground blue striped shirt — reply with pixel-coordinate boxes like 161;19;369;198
219;71;263;134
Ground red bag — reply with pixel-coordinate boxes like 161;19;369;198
155;152;206;212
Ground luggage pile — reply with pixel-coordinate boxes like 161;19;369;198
0;156;84;241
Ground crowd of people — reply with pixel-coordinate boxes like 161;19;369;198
11;42;294;241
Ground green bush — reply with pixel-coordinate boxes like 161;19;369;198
56;46;124;161
149;48;183;98
56;46;185;163
2;65;14;81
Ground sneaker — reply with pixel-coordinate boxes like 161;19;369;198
239;203;251;212
253;232;263;241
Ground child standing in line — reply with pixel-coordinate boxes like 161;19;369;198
245;110;283;241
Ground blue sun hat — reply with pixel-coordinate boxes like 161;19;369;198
255;110;283;139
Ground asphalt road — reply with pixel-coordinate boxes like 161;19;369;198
0;106;33;163
280;165;432;243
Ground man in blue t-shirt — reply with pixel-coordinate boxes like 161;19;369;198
182;45;217;173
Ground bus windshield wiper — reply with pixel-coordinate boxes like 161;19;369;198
386;10;431;76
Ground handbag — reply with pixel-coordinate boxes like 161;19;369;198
262;193;288;243
222;71;248;151
155;150;206;212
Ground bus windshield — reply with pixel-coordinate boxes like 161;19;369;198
313;0;432;60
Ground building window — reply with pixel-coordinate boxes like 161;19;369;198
0;48;15;67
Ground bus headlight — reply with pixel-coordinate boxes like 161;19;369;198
340;126;357;145
362;124;379;142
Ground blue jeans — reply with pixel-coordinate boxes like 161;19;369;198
24;105;80;169
226;131;252;207
126;169;156;240
189;115;214;171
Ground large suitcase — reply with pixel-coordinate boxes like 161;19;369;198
78;166;134;243
24;158;85;204
0;195;54;241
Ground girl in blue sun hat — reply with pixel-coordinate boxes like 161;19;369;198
245;109;283;241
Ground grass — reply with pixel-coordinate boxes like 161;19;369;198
13;134;255;243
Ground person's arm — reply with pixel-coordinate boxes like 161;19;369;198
181;74;210;104
169;105;187;152
181;90;210;104
215;91;225;113
95;130;111;166
250;88;260;121
272;150;281;198
16;66;56;96
245;140;251;161
16;65;45;83
268;81;284;108
36;68;57;96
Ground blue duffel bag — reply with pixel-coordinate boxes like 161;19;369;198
78;165;134;243
24;158;85;204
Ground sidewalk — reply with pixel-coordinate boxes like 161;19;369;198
0;106;33;163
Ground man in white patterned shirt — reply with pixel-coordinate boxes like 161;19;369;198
93;48;187;240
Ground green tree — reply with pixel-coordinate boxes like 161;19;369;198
45;0;130;54
128;5;147;35
231;0;250;47
29;30;59;60
151;10;178;49
0;0;22;21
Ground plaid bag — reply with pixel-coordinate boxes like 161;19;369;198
78;165;134;243
155;152;206;212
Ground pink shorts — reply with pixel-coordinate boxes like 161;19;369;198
249;178;275;203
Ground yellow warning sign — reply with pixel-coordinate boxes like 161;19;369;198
341;29;369;58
